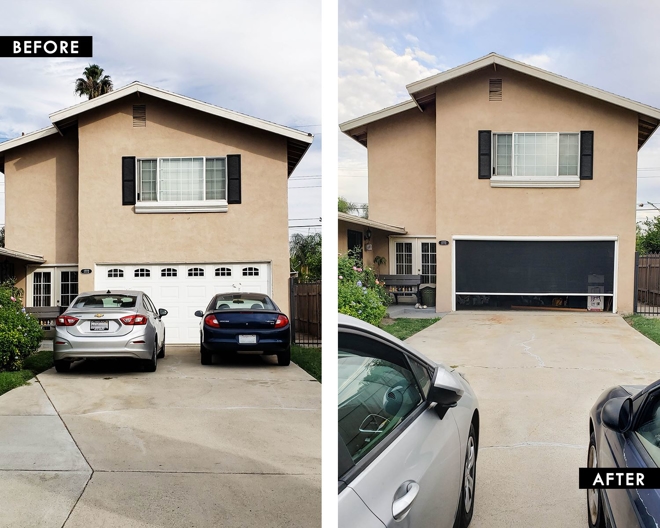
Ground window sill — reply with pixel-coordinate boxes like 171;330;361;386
490;176;580;188
135;200;228;213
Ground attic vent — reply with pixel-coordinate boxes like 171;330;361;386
133;105;146;127
489;79;502;101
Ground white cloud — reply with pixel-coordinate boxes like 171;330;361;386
513;52;557;71
439;0;498;29
339;28;442;204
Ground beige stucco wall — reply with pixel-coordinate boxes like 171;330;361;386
74;93;291;312
367;104;436;238
3;130;80;275
433;66;638;313
338;219;389;271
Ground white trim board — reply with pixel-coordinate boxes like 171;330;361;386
450;235;619;313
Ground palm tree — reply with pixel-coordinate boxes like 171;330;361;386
290;232;322;280
74;64;113;100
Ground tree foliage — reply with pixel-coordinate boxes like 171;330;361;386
290;232;322;280
637;217;660;254
74;64;113;100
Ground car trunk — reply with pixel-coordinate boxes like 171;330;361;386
211;311;282;330
63;309;138;337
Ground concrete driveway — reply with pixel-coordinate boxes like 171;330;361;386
406;311;660;528
0;347;321;527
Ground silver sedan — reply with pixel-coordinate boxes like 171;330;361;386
338;314;479;528
53;290;167;373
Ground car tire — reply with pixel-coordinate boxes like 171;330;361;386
157;331;165;359
277;346;291;366
201;344;212;365
143;341;158;373
454;423;477;528
588;432;605;528
54;360;71;373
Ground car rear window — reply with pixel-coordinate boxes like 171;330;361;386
213;295;275;311
72;295;137;309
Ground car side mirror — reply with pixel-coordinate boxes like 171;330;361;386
601;396;633;433
428;368;464;419
194;310;204;317
158;308;168;317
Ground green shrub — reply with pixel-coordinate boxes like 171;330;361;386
0;283;43;372
338;253;389;326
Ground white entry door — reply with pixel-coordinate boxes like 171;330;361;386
95;263;271;344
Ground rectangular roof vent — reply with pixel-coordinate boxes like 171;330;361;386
489;79;502;101
133;105;146;127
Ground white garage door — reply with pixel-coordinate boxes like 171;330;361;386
95;263;271;344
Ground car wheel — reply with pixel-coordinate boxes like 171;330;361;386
454;423;477;528
277;346;291;366
157;331;165;359
54;360;71;373
588;432;605;528
200;343;212;365
143;341;158;372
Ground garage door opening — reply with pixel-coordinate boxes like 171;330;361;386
454;239;616;313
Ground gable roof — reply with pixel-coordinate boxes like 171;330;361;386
0;82;313;175
341;52;660;149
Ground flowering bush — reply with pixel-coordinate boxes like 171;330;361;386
338;253;389;326
0;281;43;372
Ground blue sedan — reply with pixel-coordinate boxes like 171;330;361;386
195;292;291;366
588;379;660;527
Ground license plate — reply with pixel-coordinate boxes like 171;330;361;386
90;321;109;331
239;335;257;344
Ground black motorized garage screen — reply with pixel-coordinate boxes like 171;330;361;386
455;240;614;295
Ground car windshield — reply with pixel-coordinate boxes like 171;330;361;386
212;295;275;311
72;295;137;309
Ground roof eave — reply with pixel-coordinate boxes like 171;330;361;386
0;126;59;155
337;212;407;234
49;82;314;144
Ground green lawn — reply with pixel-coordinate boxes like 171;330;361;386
625;315;660;345
291;345;321;382
379;318;441;341
0;349;54;397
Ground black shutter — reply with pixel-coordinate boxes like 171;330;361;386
478;130;492;179
580;131;594;180
227;154;241;204
122;156;136;205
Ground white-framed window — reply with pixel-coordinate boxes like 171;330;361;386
492;132;580;187
135;268;151;278
390;238;437;285
28;266;79;308
107;268;124;278
136;157;227;205
242;267;259;276
161;268;177;277
188;267;205;277
33;271;52;307
216;267;232;277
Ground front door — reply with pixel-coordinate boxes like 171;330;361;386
347;230;363;263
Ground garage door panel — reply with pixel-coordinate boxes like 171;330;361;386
455;240;615;294
96;263;271;344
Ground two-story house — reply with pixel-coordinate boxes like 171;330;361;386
339;53;660;314
0;82;313;343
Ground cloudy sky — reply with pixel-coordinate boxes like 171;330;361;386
338;0;660;223
0;0;321;235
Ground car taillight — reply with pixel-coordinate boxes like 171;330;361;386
120;314;148;326
56;315;79;327
274;314;289;329
204;314;220;328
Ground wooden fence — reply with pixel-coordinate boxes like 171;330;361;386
289;279;321;346
637;253;660;312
